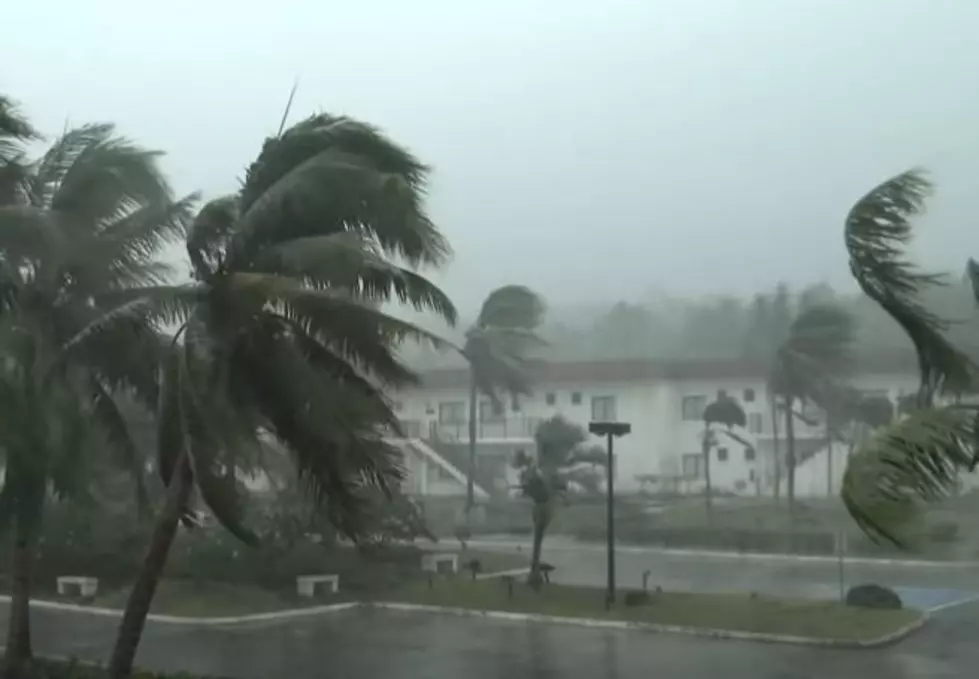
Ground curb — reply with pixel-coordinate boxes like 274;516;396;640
368;601;929;648
464;539;979;568
0;595;360;626
3;592;927;647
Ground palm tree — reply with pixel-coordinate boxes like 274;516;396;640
461;286;545;516
103;112;457;679
841;169;978;546
769;304;855;517
515;415;595;588
0;121;189;672
701;394;747;523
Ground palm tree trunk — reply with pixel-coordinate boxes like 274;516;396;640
466;376;477;516
108;456;192;679
825;417;833;498
784;395;797;522
528;503;547;590
3;521;36;675
701;426;713;525
770;396;781;500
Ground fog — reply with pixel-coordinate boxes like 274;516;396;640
3;0;978;315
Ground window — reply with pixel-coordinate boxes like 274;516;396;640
571;392;582;405
425;402;435;415
744;447;756;461
743;388;756;403
716;447;728;462
682;453;701;478
479;400;503;422
438;401;466;424
511;394;521;412
427;461;456;483
748;413;763;434
681;395;707;421
591;395;617;421
545;392;556;406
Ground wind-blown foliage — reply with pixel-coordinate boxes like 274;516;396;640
515;416;595;588
845;169;973;404
841;169;979;546
104;112;457;679
461;285;545;511
701;394;747;522
0;115;187;672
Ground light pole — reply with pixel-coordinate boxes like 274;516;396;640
588;420;631;607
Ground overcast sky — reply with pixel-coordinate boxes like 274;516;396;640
3;0;978;312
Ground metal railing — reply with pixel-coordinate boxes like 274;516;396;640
395;417;541;442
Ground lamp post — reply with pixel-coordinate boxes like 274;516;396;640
588;420;631;606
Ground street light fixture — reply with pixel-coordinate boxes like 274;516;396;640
588;420;631;607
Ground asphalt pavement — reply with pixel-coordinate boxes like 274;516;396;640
8;599;979;678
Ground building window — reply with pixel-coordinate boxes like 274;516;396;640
512;394;521;412
717;447;729;462
681;395;707;421
425;402;435;415
591;395;617;421
571;392;582;405
682;453;701;478
748;413;763;434
480;400;503;422
438;401;466;424
743;388;756;403
545;392;556;406
744;447;756;461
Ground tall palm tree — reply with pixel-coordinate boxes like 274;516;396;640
701;394;747;523
0;95;37;208
769;304;855;516
460;286;545;514
0;121;190;672
841;169;978;546
515;415;591;588
103;113;457;679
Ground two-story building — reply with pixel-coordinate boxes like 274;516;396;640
391;356;923;498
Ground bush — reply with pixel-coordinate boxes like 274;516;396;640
845;583;903;610
623;590;650;607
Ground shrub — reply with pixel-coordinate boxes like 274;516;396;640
845;583;903;610
623;590;650;607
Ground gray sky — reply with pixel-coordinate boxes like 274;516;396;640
3;0;978;312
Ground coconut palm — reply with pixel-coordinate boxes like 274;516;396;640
0;121;190;672
102;113;457;679
840;169;978;546
701;394;747;522
769;303;855;516
461;286;545;515
515;415;596;588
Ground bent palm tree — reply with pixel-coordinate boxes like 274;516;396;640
461;286;545;514
104;113;456;679
770;304;855;516
0;122;189;672
841;169;978;545
701;394;746;523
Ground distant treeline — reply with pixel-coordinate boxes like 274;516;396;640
400;280;979;369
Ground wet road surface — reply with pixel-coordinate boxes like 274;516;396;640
6;598;979;678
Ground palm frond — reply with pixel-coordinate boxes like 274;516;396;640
841;405;979;546
186;195;238;281
845;169;973;403
251;232;457;324
0;205;68;266
231;113;449;267
476;285;546;330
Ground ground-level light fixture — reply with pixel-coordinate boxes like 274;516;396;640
588;421;632;606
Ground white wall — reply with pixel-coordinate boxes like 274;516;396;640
392;367;923;496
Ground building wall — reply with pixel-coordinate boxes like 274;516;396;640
392;367;923;495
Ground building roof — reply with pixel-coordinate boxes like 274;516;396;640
416;355;918;390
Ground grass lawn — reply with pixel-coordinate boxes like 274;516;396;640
387;578;922;642
66;580;349;617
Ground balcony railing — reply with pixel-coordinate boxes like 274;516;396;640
395;417;541;442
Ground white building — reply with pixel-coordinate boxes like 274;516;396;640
391;357;924;498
